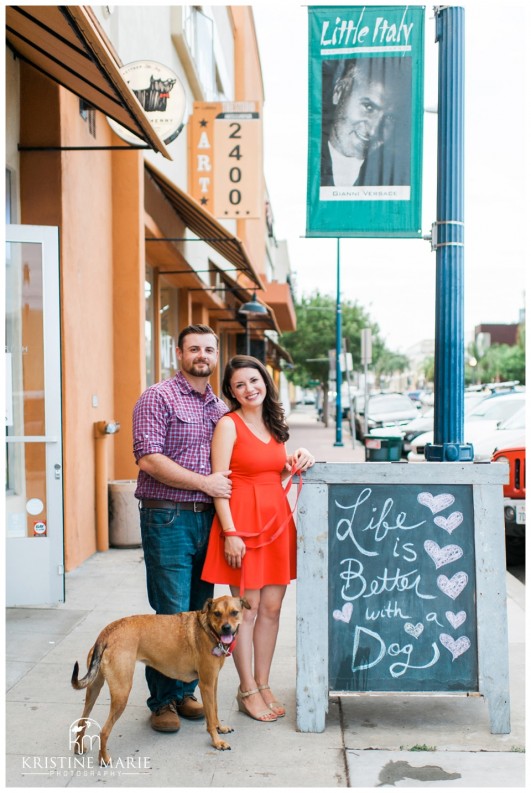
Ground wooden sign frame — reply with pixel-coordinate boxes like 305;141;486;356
295;462;510;734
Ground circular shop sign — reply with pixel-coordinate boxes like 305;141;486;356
108;60;186;146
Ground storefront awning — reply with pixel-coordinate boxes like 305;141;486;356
6;5;171;159
267;337;294;366
145;161;264;290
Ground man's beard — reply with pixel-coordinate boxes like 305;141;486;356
184;360;214;378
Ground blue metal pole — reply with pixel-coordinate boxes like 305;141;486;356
425;6;473;462
334;238;343;446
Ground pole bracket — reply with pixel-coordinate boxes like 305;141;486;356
425;442;474;462
430;220;464;251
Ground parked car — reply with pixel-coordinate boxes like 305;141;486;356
492;446;526;565
472;406;526;462
354;392;419;440
408;391;526;461
401;391;489;457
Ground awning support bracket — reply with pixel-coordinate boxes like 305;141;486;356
18;145;150;152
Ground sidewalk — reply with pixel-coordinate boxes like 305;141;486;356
5;407;525;787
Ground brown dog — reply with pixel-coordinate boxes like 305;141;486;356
71;595;250;765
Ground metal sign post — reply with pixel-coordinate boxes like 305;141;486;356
426;6;473;462
334;238;343;446
361;328;372;439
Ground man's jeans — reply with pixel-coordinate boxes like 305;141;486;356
140;504;214;712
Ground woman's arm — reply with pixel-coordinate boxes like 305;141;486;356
211;416;246;568
211;417;238;530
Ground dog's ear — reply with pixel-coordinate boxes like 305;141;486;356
240;597;251;610
202;598;213;613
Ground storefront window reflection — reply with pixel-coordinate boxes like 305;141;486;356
160;282;179;381
145;269;155;386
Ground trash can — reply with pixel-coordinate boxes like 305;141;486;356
365;435;403;461
108;480;141;548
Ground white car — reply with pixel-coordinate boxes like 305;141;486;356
408;391;526;462
401;391;489;456
472;406;526;461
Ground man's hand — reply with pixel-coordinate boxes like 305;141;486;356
203;470;232;498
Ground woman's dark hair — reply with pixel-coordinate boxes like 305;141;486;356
222;355;289;444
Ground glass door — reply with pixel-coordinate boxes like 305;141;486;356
5;225;64;605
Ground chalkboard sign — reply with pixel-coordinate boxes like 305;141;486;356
295;463;510;735
328;483;477;692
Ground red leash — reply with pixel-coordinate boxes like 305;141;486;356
222;472;304;596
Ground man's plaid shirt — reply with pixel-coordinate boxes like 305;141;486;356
133;371;228;502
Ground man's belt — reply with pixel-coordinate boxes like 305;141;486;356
140;499;213;512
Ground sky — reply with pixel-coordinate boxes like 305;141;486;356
253;0;528;353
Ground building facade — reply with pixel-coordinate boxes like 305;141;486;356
5;6;295;603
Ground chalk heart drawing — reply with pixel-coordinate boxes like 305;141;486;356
446;610;467;629
417;492;455;514
434;511;464;535
439;633;471;661
437;572;468;600
424;539;463;569
404;622;424;639
333;602;353;623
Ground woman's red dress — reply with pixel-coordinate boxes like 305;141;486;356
201;413;296;589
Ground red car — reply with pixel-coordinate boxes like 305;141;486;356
492;446;526;565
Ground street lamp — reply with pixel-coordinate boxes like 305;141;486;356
238;292;268;355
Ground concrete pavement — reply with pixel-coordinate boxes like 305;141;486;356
5;407;525;787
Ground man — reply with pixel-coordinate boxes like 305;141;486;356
133;324;230;733
320;57;411;188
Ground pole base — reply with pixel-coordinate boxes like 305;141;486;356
425;442;474;462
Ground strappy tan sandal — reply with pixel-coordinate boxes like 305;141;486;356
257;684;286;718
236;687;277;722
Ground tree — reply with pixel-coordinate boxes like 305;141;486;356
373;350;410;389
280;291;402;424
465;324;525;385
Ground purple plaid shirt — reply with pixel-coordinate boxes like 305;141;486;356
133;371;228;502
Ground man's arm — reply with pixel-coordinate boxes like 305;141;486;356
138;453;232;499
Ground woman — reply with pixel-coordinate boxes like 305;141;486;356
202;356;315;722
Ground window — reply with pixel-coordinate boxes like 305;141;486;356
159;283;179;381
79;99;96;137
182;7;215;98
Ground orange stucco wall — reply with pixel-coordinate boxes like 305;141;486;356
19;63;141;570
112;152;146;481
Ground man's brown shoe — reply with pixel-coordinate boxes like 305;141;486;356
176;694;204;720
150;702;181;732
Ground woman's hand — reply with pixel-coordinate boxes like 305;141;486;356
224;534;246;568
287;447;316;473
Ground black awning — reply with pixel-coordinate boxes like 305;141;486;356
6;5;171;158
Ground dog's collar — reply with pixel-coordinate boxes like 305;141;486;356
197;614;238;657
211;637;237;657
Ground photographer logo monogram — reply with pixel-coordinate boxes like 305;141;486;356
21;719;150;776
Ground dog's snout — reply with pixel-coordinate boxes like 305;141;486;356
221;623;232;633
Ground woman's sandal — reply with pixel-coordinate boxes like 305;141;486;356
257;684;286;718
236;687;277;722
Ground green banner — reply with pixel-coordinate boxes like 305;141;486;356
307;5;425;237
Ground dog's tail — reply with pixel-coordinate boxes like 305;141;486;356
71;642;106;690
